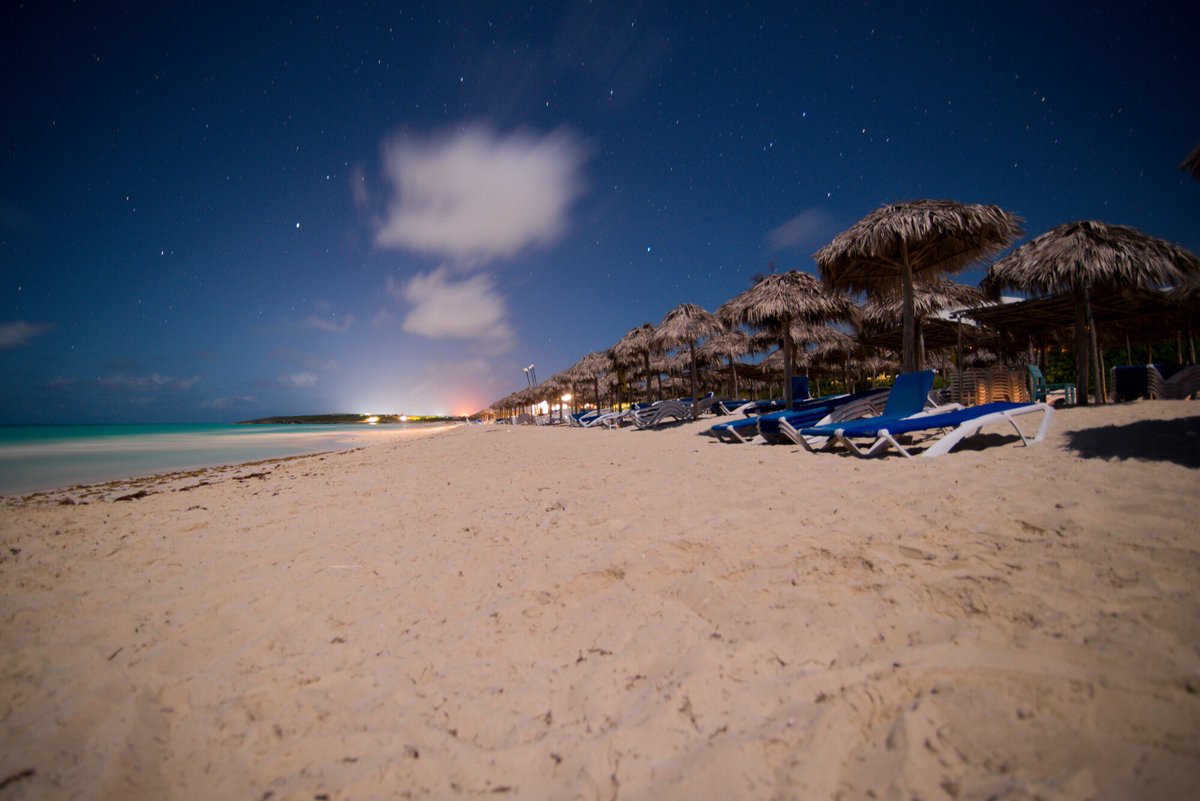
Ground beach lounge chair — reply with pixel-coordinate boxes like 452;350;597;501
758;388;891;445
709;388;884;444
790;400;1053;458
690;393;723;418
1028;365;1076;406
629;399;691;429
778;370;939;450
1163;365;1200;399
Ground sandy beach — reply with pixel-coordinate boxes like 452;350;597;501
1;402;1198;799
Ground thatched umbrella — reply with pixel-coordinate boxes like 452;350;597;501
566;351;609;411
858;278;989;370
816;199;1022;372
984;220;1200;403
717;270;857;406
1181;144;1200;181
652;303;724;406
610;324;658;404
699;326;751;397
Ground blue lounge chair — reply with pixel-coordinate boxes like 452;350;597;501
778;370;939;449
707;377;817;442
757;387;891;444
791;400;1053;458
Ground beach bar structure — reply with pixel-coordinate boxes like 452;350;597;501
957;286;1198;403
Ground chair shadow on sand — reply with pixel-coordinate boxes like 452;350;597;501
1066;416;1200;469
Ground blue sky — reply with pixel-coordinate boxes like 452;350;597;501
3;1;1197;421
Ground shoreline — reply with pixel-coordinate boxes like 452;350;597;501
0;423;461;501
1;402;1197;798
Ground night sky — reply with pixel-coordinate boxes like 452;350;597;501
3;1;1197;422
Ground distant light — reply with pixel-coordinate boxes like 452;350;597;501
399;415;408;422
295;222;301;229
561;393;572;402
646;245;652;253
365;415;379;425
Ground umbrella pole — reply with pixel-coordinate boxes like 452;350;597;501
688;341;698;411
1084;284;1106;404
643;352;652;404
956;317;964;405
1126;334;1132;366
782;325;795;407
1073;288;1090;405
900;242;917;373
916;318;926;372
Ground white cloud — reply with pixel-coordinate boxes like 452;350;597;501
198;395;257;409
98;372;200;391
272;348;339;371
396;268;513;350
375;125;587;265
370;307;395;328
350;165;370;211
768;208;834;251
279;372;318;388
302;313;356;333
0;320;56;349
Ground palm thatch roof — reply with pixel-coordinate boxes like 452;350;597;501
857;278;988;333
610;324;657;364
717;270;856;327
816;200;1023;295
1181;144;1200;181
652;303;724;349
610;323;659;402
717;270;857;404
816;199;1021;372
976;218;1200;402
652;303;724;404
982;221;1200;296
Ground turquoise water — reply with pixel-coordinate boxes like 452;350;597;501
0;423;433;496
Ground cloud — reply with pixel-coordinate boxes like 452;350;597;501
370;308;395;328
393;269;514;351
98;373;200;391
375;125;587;265
272;348;339;372
767;208;834;251
302;313;356;333
0;320;56;349
197;395;257;409
350;165;370;211
279;372;318;388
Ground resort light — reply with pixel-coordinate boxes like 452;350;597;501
561;393;572;402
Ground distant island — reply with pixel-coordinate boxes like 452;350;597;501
236;414;462;425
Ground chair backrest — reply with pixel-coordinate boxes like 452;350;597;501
791;375;811;404
882;371;935;417
1027;364;1047;388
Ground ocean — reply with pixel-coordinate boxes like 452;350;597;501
0;423;436;496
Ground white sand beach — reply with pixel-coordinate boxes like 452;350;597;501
1;402;1198;799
